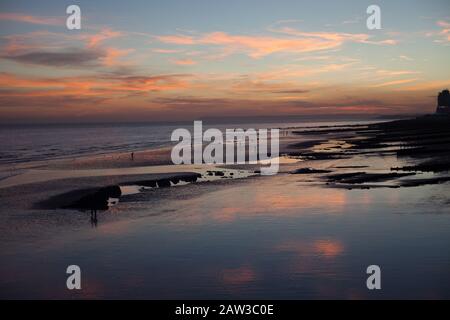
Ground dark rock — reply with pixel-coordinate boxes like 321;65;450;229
139;180;157;187
157;179;171;188
290;168;332;174
66;185;121;211
326;172;415;184
180;173;201;182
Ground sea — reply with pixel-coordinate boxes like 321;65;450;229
0;118;378;165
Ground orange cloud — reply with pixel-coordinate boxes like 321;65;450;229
253;62;355;81
156;35;195;45
101;47;134;66
393;80;450;92
83;29;123;48
156;27;398;59
274;27;398;45
367;39;398;45
0;13;61;25
0;72;192;100
375;70;420;77
370;78;419;88
172;58;197;65
157;30;372;58
152;48;181;53
0;73;62;89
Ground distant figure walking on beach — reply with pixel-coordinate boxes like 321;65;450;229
90;209;97;227
131;152;134;161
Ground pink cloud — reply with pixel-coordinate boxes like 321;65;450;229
156;35;195;45
0;13;62;25
424;20;450;43
0;72;192;98
152;48;181;54
172;58;197;65
437;20;450;41
374;39;398;45
156;28;396;59
101;47;134;66
83;29;123;48
370;78;418;88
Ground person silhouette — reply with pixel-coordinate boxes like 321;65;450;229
90;209;98;227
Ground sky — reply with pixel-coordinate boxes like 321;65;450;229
0;0;449;123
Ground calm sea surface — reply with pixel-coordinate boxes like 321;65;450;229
0;120;376;165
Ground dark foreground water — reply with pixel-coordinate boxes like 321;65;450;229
1;172;449;299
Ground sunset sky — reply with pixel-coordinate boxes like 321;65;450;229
0;0;449;123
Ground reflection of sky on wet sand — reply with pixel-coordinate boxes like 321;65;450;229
221;265;256;286
1;173;450;299
275;239;345;259
166;175;350;226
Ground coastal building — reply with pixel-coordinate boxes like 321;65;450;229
436;89;450;115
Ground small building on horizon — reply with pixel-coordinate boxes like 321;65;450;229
436;89;450;115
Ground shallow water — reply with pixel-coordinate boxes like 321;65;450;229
1;172;449;299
